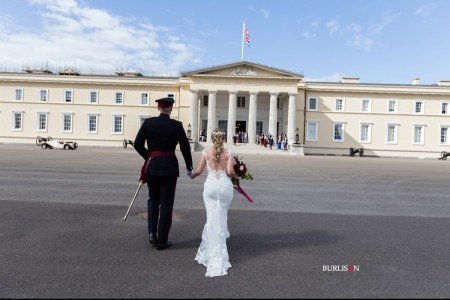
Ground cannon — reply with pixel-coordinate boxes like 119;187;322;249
123;139;134;149
36;136;53;146
439;151;449;160
350;147;364;157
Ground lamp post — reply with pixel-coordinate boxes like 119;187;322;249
295;127;300;144
187;123;192;141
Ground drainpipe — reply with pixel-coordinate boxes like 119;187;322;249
303;88;307;144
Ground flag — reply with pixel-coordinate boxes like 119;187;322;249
243;22;250;47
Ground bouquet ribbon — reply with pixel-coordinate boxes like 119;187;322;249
234;182;254;203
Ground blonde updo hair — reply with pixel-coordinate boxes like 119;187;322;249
211;128;225;165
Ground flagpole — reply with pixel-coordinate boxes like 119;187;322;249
241;21;244;61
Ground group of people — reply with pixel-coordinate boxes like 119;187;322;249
257;132;289;151
232;131;248;145
134;97;238;277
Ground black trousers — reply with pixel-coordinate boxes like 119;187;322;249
147;176;178;244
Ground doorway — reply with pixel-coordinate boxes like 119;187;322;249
235;121;247;134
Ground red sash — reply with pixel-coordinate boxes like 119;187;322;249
139;151;175;184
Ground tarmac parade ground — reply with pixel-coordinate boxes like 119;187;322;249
0;143;449;298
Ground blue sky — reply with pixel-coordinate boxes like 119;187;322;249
1;0;449;84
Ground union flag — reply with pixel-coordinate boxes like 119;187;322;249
243;22;250;47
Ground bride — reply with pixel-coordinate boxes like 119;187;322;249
191;128;239;277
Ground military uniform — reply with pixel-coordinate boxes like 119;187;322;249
134;97;193;250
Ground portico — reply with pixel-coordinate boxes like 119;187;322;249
181;61;303;146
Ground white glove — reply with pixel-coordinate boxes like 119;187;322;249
186;170;194;179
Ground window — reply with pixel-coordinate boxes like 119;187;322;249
62;113;73;132
413;125;425;145
115;91;124;104
37;112;48;131
388;100;397;113
335;98;345;112
113;115;123;134
306;121;318;141
39;89;48;102
140;92;149;105
360;123;371;143
167;94;175;99
333;123;344;142
308;97;318;111
277;97;280;109
386;124;398;144
440;127;449;144
87;114;98;133
64;90;73;103
202;120;208;133
256;121;263;135
89;91;98;104
237;96;246;108
12;112;23;131
203;95;208;107
414;101;424;114
361;99;371;112
138;116;149;130
218;120;228;133
14;88;23;101
441;102;449;115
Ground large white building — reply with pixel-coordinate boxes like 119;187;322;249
1;61;450;158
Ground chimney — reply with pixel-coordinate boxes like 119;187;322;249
412;78;420;85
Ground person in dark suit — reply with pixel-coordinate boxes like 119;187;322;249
134;97;193;250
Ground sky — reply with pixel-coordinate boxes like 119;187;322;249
1;0;450;84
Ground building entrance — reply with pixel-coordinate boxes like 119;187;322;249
235;121;247;134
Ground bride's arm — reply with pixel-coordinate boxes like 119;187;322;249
192;155;206;179
227;155;238;179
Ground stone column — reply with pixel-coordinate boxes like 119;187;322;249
206;90;217;139
287;93;298;145
190;89;198;142
268;92;278;137
227;91;237;144
248;92;258;144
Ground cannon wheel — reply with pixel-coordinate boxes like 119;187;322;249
73;142;78;150
350;147;355;156
441;151;448;160
36;136;42;146
64;144;70;150
123;139;128;149
359;148;364;157
41;143;48;149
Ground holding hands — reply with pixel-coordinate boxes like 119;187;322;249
186;170;194;179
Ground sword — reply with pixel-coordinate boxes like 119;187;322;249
123;181;144;221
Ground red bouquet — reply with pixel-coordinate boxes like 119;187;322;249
232;156;254;203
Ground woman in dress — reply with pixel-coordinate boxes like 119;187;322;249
191;128;239;277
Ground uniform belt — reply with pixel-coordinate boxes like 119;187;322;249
147;151;175;158
139;151;176;183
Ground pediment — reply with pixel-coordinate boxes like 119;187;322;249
181;61;303;79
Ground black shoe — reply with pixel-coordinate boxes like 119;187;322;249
156;241;172;250
149;233;158;246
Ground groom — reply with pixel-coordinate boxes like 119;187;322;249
134;97;193;250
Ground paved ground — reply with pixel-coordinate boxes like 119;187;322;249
0;143;449;298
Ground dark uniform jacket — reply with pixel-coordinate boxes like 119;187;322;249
134;113;193;177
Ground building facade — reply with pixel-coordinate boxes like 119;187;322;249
1;61;450;158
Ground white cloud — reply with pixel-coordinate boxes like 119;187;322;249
260;8;270;19
0;0;203;75
326;19;339;35
302;30;316;39
305;72;344;82
415;4;437;16
369;12;401;35
347;34;373;51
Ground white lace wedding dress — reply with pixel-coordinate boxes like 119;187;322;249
195;148;233;277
